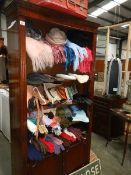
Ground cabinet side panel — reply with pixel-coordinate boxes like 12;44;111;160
7;16;27;175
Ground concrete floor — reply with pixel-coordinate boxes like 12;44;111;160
0;131;131;175
0;132;11;175
91;133;131;175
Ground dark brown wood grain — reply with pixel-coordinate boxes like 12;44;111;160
6;1;99;175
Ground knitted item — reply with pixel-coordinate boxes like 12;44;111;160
26;37;54;71
28;144;44;161
60;132;76;142
39;138;54;153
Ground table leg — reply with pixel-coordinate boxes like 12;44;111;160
106;114;112;147
121;122;130;166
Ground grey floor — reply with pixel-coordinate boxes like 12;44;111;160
91;133;131;175
0;132;11;175
0;131;131;175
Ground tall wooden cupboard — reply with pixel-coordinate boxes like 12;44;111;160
5;1;99;175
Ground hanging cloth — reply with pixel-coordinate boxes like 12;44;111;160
78;47;93;73
66;40;88;71
106;58;122;96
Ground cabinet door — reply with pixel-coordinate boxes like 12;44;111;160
28;154;62;175
63;142;88;175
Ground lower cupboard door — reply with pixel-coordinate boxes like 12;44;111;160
63;142;89;175
27;154;62;175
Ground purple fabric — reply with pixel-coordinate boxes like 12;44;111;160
47;134;63;145
68;127;84;141
45;135;65;155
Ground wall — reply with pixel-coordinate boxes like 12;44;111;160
0;14;7;46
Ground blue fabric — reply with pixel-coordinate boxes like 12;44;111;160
28;144;44;161
72;110;89;123
66;40;87;71
69;105;81;113
64;45;76;71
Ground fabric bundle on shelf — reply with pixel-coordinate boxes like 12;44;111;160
78;47;93;73
26;37;54;71
51;45;66;64
66;40;88;71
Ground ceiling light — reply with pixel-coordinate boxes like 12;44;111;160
114;0;128;4
88;14;97;18
90;8;107;17
121;24;129;28
89;0;128;18
102;1;118;11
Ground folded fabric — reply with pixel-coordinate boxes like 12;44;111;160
63;128;76;139
54;143;65;155
27;73;56;85
28;143;44;161
59;137;71;147
55;86;67;99
50;44;66;64
46;134;63;145
45;135;65;155
67;86;74;100
56;74;76;80
60;132;76;142
68;127;85;141
56;108;71;128
30;137;47;154
66;40;88;71
73;95;93;105
43;84;56;104
28;111;43;120
39;138;54;153
64;87;70;99
52;125;62;136
72;110;89;123
28;116;37;125
64;45;76;71
49;117;60;128
27;119;37;134
68;73;89;84
49;88;62;101
69;105;81;113
62;106;73;119
42;115;52;126
78;48;93;73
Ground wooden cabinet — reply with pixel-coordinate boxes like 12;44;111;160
5;1;98;175
93;96;126;139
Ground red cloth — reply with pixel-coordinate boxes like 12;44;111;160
39;138;54;153
60;132;76;142
50;116;60;128
78;48;93;73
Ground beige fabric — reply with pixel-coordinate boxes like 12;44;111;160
27;85;34;107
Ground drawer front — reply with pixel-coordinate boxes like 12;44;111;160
28;0;88;18
63;142;89;175
28;154;62;175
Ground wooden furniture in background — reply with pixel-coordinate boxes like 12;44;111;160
5;1;99;175
93;96;126;139
109;108;131;166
